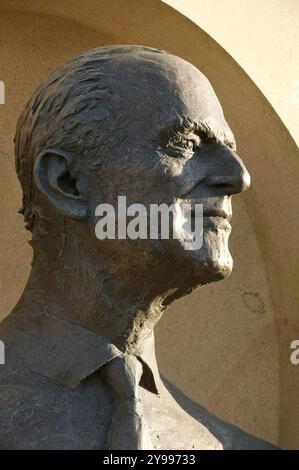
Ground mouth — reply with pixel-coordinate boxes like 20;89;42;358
202;208;232;221
176;196;233;231
189;203;232;231
188;205;232;221
183;208;231;234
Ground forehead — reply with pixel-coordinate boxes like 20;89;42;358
112;52;235;147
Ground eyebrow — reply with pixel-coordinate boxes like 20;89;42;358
196;120;236;150
162;116;236;151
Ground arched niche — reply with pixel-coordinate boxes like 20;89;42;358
1;0;298;448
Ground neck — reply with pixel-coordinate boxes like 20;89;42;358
12;237;167;353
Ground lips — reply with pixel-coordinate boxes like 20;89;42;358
202;208;232;221
189;205;232;221
177;195;232;224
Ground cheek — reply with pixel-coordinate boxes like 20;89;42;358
161;157;205;197
87;157;191;206
123;161;176;204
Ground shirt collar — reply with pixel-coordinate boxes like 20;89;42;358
13;314;161;394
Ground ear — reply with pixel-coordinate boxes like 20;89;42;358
33;148;88;219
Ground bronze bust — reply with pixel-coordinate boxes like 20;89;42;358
0;45;276;449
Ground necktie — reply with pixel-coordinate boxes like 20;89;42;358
102;354;154;450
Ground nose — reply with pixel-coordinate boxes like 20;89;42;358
206;143;251;195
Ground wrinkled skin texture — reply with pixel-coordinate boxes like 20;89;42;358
0;46;276;450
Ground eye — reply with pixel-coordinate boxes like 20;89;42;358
164;131;202;159
180;133;201;152
181;138;195;151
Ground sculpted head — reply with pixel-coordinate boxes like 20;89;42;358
15;45;250;308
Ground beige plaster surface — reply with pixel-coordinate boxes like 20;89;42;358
0;0;297;447
164;0;299;147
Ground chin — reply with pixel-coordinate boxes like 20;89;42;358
199;226;233;279
201;250;233;280
168;225;234;284
186;246;233;284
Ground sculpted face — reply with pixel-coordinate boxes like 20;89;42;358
85;52;250;291
30;48;250;302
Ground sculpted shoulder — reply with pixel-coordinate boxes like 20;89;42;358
0;315;116;450
163;377;278;450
